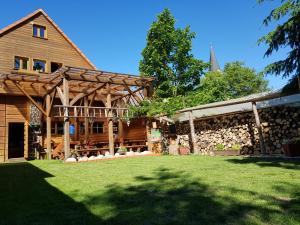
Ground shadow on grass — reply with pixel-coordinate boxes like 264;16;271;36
226;157;300;170
0;162;101;225
85;167;300;225
0;163;299;225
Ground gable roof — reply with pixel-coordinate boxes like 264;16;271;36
0;9;96;69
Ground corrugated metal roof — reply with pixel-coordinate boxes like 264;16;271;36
173;92;300;122
178;90;281;113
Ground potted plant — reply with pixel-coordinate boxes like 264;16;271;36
282;138;300;157
178;144;190;155
213;143;240;156
213;143;226;156
230;144;241;155
117;146;128;155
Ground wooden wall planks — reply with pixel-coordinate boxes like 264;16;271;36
0;96;28;162
0;12;94;96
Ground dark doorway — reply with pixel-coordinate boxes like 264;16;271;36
51;62;62;73
8;123;24;158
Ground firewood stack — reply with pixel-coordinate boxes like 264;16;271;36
174;106;300;155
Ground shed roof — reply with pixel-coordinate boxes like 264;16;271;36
173;91;300;122
178;90;281;113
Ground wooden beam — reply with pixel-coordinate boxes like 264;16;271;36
112;86;144;102
89;91;97;107
118;119;124;145
43;79;63;98
123;81;142;103
56;86;65;104
46;94;52;159
13;81;47;116
84;97;89;141
48;88;57;116
106;84;114;155
189;111;198;154
63;78;70;159
252;102;266;154
69;83;106;106
146;120;152;152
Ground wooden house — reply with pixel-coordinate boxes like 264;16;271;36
0;9;153;162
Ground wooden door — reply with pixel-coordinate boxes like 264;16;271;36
8;123;24;158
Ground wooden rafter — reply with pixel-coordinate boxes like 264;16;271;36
47;88;57;116
0;66;154;106
69;83;106;106
43;79;63;97
121;81;142;103
112;86;144;102
12;81;47;116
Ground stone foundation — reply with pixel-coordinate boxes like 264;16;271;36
175;106;300;155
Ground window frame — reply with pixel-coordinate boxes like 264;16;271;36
92;122;104;134
14;56;29;70
50;62;63;73
56;122;64;135
33;59;47;73
32;24;47;39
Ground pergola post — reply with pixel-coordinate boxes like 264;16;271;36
74;117;79;141
63;77;70;159
252;102;266;154
106;84;114;155
84;97;89;142
146;120;152;152
118;119;124;146
46;94;52;159
189;111;198;154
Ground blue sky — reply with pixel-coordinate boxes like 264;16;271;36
0;0;291;89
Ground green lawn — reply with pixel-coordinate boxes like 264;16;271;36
0;156;299;225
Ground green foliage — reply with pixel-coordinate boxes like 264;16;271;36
282;75;300;95
118;147;128;153
215;143;225;151
129;62;269;118
231;144;241;151
139;9;207;98
258;0;300;79
221;61;269;98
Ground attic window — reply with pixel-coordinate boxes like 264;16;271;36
14;56;29;70
33;59;46;72
33;24;46;38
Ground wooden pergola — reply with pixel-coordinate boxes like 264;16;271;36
0;66;153;158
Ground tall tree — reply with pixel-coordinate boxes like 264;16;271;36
200;62;269;101
139;9;206;98
258;0;300;84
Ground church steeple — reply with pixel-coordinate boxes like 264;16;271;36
209;45;221;72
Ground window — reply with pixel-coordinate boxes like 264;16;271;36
51;122;56;134
51;62;62;73
57;122;64;135
80;122;86;135
92;122;104;134
113;123;118;133
33;59;46;72
14;56;29;70
33;24;46;38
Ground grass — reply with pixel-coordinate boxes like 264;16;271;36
0;156;300;225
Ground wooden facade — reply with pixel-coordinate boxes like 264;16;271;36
0;9;152;162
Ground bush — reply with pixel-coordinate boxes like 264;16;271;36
215;143;225;151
